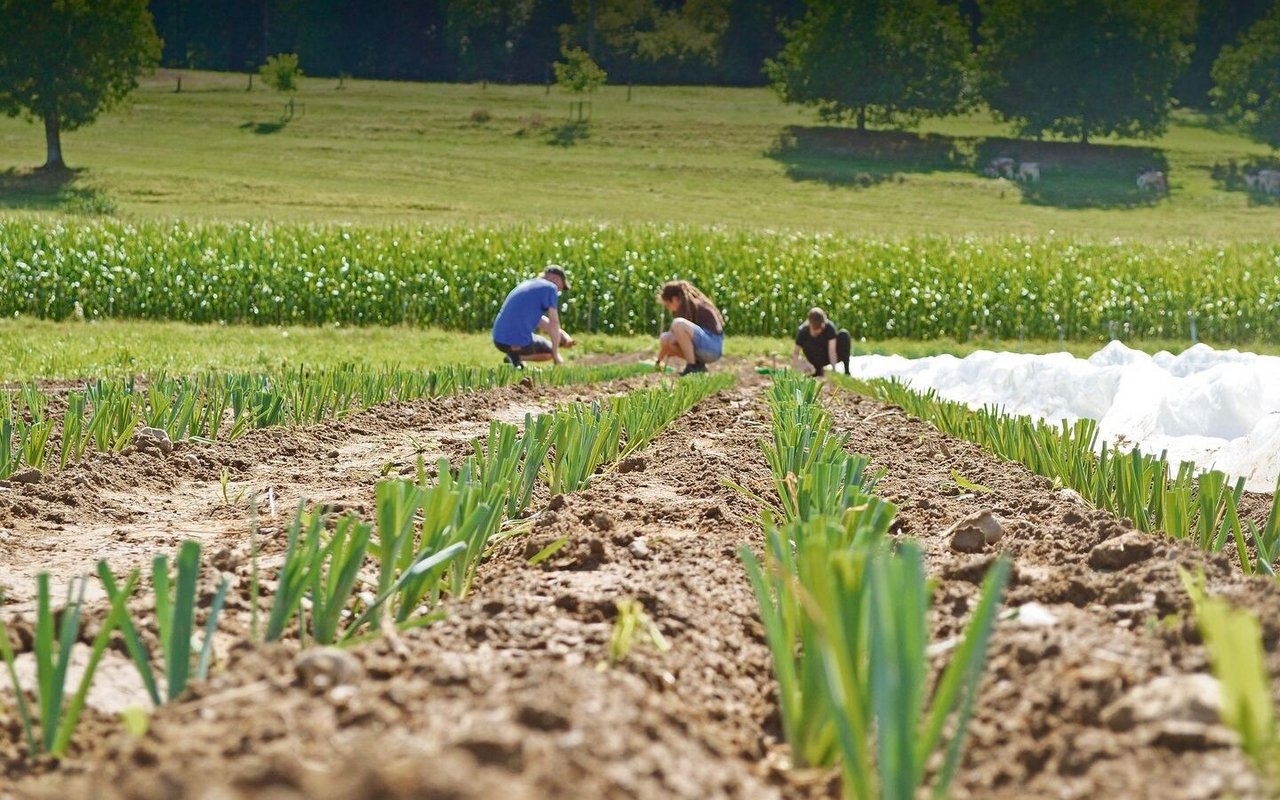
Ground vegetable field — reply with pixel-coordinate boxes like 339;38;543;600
3;360;1280;800
4;220;1280;343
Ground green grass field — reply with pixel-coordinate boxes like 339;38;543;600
1;317;1268;383
1;69;1277;239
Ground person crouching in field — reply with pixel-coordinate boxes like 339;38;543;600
793;307;851;377
656;280;725;376
492;266;575;368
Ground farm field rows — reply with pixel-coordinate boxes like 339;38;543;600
3;364;1279;798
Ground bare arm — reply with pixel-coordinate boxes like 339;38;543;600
828;338;838;370
546;307;564;365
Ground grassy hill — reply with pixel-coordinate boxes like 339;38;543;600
1;69;1276;239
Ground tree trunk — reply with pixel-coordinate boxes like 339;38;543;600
42;109;64;171
857;107;866;132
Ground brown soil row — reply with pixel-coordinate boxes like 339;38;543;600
0;374;656;609
4;371;1280;799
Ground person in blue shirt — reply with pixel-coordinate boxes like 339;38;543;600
492;266;575;368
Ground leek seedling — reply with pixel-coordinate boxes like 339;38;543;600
108;540;231;701
0;571;137;757
1181;568;1278;783
604;598;670;666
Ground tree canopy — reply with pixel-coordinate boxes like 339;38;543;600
977;0;1195;144
765;0;972;131
1211;0;1280;149
0;0;161;169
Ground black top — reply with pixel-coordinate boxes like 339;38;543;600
796;321;836;365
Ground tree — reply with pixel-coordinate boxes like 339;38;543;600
554;46;607;120
259;52;303;92
0;0;161;170
1173;0;1271;109
1211;1;1280;149
765;0;972;131
977;0;1195;144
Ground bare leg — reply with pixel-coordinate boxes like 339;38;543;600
669;318;698;363
657;332;682;367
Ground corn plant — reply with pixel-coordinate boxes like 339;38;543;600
0;572;137;757
6;220;1280;342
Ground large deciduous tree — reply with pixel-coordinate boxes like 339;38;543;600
977;0;1194;144
1211;0;1280;149
765;0;972;131
0;0;162;170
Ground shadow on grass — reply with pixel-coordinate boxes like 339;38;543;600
547;122;590;148
768;125;1175;208
1209;157;1280;206
767;126;965;187
239;120;288;135
974;138;1170;209
0;167;118;215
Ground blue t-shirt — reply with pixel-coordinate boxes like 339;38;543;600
492;278;559;346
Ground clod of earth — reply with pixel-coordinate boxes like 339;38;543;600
1089;531;1157;571
947;510;1005;553
8;468;42;485
1101;673;1222;732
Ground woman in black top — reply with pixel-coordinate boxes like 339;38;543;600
793;307;851;377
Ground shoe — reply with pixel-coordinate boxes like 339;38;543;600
505;351;524;369
679;361;707;376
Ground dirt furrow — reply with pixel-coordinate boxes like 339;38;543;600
825;389;1279;800
0;376;655;609
10;379;785;799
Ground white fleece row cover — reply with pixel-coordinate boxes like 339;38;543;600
845;341;1280;493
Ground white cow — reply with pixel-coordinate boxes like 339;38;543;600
987;157;1016;179
1246;171;1261;191
1016;162;1041;182
1257;169;1280;195
1137;169;1167;192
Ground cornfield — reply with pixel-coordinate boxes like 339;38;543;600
2;219;1278;341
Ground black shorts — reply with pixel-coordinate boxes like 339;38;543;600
494;336;553;357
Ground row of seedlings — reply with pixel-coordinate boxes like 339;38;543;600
0;371;733;757
0;362;649;479
741;373;1010;799
841;376;1280;576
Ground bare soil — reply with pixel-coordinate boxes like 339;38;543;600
2;368;1278;799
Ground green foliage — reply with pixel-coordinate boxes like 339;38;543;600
978;0;1196;143
766;0;971;129
5;221;1280;342
1181;570;1279;784
554;47;608;95
102;543;228;704
742;373;1007;797
0;571;136;758
1211;1;1280;149
259;53;303;94
0;0;161;167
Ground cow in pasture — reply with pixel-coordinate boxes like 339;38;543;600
987;157;1016;179
1137;169;1167;192
1246;171;1261;191
1016;162;1041;182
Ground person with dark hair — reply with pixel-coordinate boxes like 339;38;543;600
492;266;575;368
655;280;724;376
793;307;851;377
